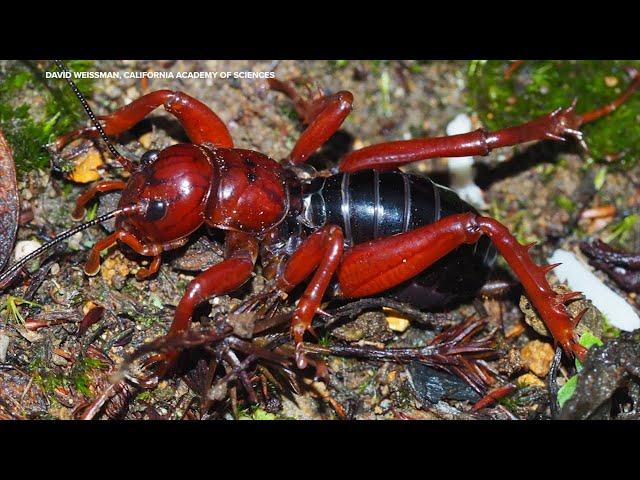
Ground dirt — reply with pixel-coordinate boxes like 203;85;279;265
1;60;639;420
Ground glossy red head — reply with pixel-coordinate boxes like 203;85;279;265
116;144;217;244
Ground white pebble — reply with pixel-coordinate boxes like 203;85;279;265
14;240;42;262
445;113;487;209
446;113;472;136
549;249;640;332
0;333;9;362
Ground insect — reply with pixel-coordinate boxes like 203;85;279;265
2;61;639;374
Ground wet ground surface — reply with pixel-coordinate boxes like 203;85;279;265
1;60;639;420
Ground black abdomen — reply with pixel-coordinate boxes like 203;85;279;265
302;171;497;308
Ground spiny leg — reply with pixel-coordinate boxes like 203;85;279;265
336;213;586;360
339;68;640;173
269;79;353;164
275;225;344;368
72;180;126;221
54;90;233;157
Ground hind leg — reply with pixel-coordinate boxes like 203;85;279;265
335;213;587;360
339;68;640;173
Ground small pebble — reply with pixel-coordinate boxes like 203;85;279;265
139;132;153;149
67;232;84;251
0;333;10;362
520;340;555;377
516;373;545;388
14;240;42;262
69;148;104;184
384;312;410;333
604;76;618;87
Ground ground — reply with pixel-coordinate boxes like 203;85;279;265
0;60;639;420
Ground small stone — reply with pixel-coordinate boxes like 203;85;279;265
332;311;394;343
52;352;69;366
0;333;10;362
516;373;545;388
100;253;132;287
68;147;104;184
604;76;618;88
139;132;153;149
520;340;555;377
497;348;523;377
68;232;83;251
82;301;99;315
14;240;42;262
227;312;256;339
384;310;410;333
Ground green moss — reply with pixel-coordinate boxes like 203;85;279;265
0;60;95;176
1;295;42;324
237;405;278;420
467;60;640;169
28;348;105;400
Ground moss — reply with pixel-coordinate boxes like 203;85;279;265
0;60;95;177
467;60;640;169
28;352;105;399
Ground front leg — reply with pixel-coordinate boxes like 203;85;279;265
72;180;126;221
339;68;640;173
336;213;587;360
84;230;162;277
54;90;233;164
154;231;258;373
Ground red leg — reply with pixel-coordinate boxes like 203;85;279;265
269;79;353;164
153;231;257;372
336;213;587;360
339;68;640;173
276;225;344;368
72;180;126;220
136;255;161;280
84;230;163;276
54;90;233;154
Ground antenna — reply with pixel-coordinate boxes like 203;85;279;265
53;60;134;172
0;208;123;289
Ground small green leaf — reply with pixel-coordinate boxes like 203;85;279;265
555;195;576;213
557;331;605;407
603;214;639;244
594;166;607;190
557;375;578;408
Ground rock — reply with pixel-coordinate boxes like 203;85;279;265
68;147;104;184
332;311;394;343
408;362;481;404
520;283;604;340
520;340;555;377
100;252;132;287
516;373;545;388
383;308;410;333
14;240;42;262
497;348;523;377
0;332;9;362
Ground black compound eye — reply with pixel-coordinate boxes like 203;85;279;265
145;199;167;221
140;149;159;166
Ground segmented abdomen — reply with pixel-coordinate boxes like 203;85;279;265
302;171;497;307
